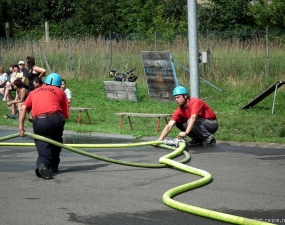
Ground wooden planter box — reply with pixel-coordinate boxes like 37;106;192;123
103;81;138;102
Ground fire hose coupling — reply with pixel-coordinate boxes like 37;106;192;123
162;138;186;147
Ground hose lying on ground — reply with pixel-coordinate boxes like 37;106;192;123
0;132;190;168
0;132;275;225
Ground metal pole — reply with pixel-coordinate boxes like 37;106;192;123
272;83;279;115
187;0;200;98
170;54;179;86
206;29;210;72
30;37;34;56
68;37;73;73
172;60;223;92
39;44;52;73
109;33;113;70
154;31;157;51
266;27;270;76
0;40;2;66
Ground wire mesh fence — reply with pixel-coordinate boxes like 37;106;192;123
0;28;284;82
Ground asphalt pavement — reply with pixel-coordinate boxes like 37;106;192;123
0;128;285;225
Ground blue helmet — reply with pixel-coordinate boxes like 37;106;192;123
45;73;62;87
173;86;188;96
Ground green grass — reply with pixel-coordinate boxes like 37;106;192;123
1;37;285;143
2;77;285;144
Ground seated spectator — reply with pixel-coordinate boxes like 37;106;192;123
0;64;13;97
5;64;14;77
3;62;27;101
61;79;72;107
0;66;8;90
15;60;29;89
4;80;28;119
1;64;18;101
9;64;18;84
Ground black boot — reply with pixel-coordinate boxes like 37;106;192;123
36;163;53;179
49;167;59;173
188;138;203;146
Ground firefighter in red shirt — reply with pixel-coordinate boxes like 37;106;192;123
158;86;218;146
19;73;69;179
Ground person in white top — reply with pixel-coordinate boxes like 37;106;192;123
0;66;8;89
1;64;18;101
61;79;72;107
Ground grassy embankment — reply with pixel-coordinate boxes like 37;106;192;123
1;37;285;143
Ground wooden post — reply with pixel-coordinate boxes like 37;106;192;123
5;22;10;38
45;22;49;42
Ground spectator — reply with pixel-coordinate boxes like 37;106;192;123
19;73;69;179
0;64;14;97
61;79;72;107
4;80;28;119
0;64;13;97
8;64;18;84
4;64;13;79
1;64;18;101
15;60;29;89
26;56;46;92
0;66;8;89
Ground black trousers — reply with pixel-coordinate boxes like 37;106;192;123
176;118;218;141
33;113;65;169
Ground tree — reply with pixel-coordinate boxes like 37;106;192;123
198;0;255;31
249;0;285;29
6;0;75;38
3;0;284;39
151;0;188;34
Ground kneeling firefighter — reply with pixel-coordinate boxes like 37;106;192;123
157;86;218;146
19;73;69;179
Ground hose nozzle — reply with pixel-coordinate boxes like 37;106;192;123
162;138;186;147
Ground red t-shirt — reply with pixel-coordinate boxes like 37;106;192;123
24;84;69;119
171;98;216;122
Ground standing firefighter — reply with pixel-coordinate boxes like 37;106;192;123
158;86;218;146
19;73;69;179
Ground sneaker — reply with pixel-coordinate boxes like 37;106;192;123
188;138;203;146
36;163;53;179
202;137;216;146
9;114;16;119
4;114;16;119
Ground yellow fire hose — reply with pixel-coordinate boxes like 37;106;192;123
0;132;275;225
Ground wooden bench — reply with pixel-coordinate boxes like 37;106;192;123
70;107;92;124
114;112;172;133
